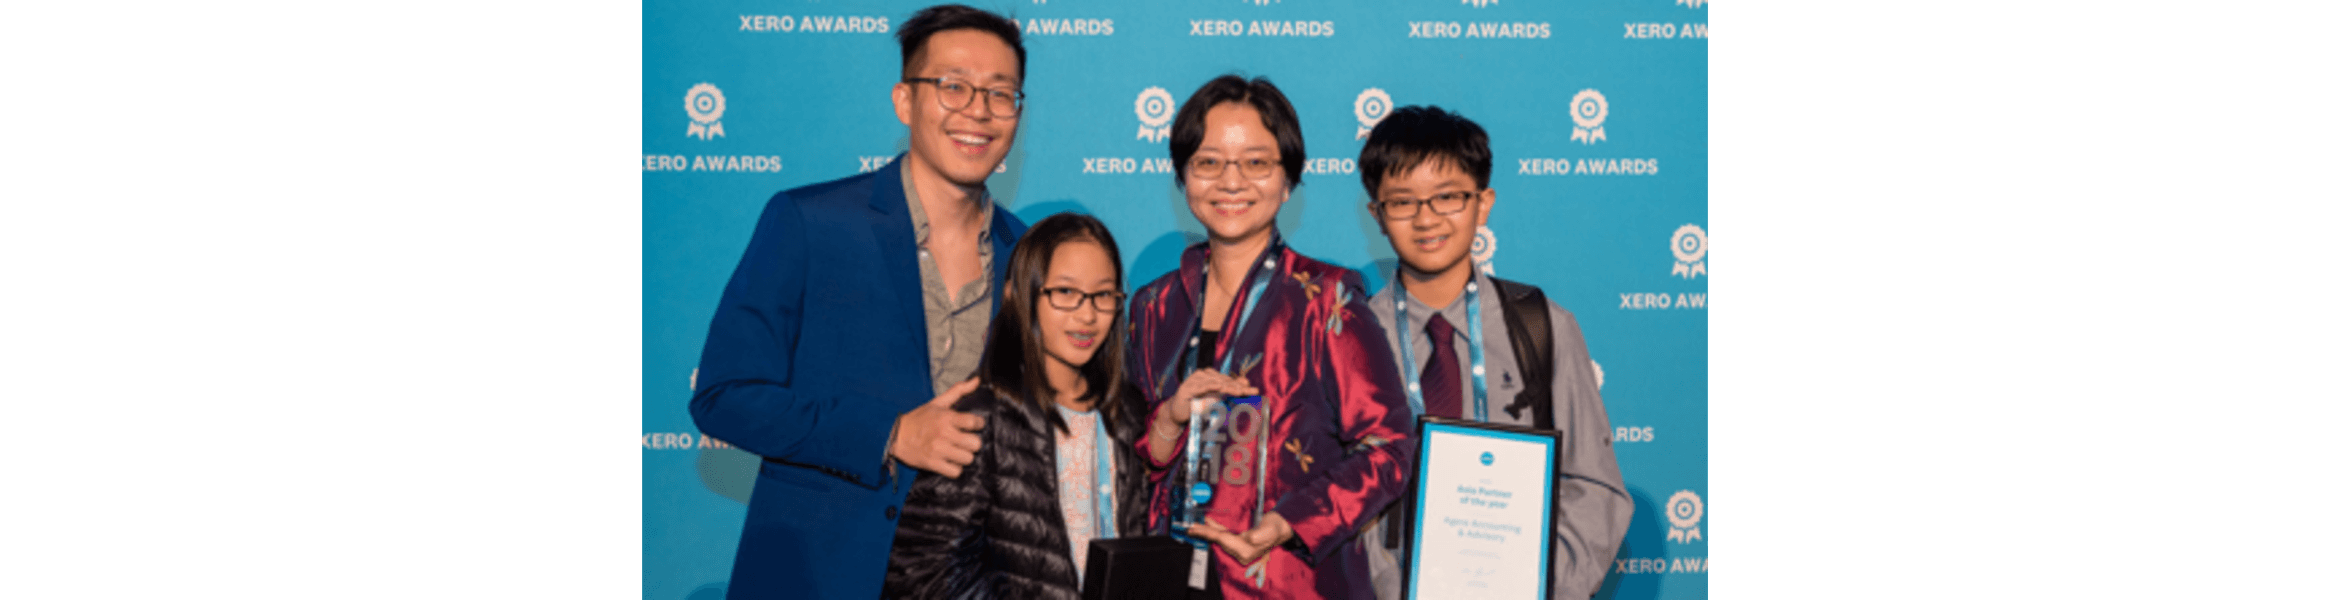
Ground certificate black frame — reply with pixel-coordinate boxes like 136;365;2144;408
1400;415;1563;600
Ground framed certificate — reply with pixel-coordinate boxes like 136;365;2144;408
1403;416;1561;600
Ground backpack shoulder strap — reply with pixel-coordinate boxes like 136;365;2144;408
1489;276;1556;430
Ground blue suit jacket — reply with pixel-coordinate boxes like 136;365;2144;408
691;154;1027;600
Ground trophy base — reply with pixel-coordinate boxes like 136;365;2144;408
1080;535;1222;600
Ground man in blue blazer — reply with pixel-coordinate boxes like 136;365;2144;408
689;5;1031;599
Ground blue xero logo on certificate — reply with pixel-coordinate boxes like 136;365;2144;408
1479;451;1494;466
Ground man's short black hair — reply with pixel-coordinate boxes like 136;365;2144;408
1358;105;1492;196
896;4;1026;83
1168;74;1306;191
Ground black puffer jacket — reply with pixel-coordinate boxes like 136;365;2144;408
884;384;1152;599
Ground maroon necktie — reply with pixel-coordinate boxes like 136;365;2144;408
1421;313;1462;419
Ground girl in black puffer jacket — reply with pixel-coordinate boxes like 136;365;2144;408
885;213;1150;600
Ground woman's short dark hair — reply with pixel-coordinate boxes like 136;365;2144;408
1357;105;1492;196
1168;75;1305;191
896;4;1026;83
978;212;1128;434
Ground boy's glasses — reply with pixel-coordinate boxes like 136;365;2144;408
1372;190;1478;221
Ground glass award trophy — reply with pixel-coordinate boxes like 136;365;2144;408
1171;397;1228;541
1170;395;1266;540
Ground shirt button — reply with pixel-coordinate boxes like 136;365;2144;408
1100;483;1113;494
884;506;899;520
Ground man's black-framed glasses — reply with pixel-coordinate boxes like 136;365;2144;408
1041;287;1125;313
902;77;1024;118
1373;190;1479;221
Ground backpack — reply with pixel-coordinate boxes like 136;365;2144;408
1489;275;1556;430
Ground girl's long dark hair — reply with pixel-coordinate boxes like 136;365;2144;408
978;212;1128;435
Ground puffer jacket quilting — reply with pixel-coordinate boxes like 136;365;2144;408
885;384;1151;599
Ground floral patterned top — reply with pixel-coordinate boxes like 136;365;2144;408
1054;404;1117;584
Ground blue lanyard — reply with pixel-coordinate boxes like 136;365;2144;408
1218;257;1276;374
1086;411;1118;539
1058;406;1119;586
1177;254;1276;491
1233;259;1273;527
1393;272;1489;421
1158;248;1282;388
1173;243;1279;476
1170;243;1282;550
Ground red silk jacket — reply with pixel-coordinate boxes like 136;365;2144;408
1126;234;1417;599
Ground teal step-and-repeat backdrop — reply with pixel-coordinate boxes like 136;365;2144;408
644;1;1705;598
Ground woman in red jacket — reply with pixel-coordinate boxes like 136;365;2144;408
1128;74;1419;599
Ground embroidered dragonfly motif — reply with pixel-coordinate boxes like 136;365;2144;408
1290;271;1322;301
1285;438;1313;473
1325;283;1354;335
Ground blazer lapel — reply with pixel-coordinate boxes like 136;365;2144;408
868;154;928;377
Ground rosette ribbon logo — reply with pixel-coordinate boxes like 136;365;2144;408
1678;0;1707;8
1135;87;1174;142
1354;88;1393;139
1464;0;1500;8
1570;89;1608;144
1665;489;1704;543
1670;224;1707;279
686;83;727;140
1471;225;1498;275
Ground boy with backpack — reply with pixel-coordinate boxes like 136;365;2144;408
1358;105;1633;599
